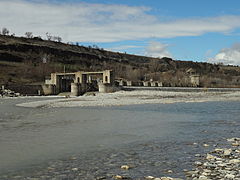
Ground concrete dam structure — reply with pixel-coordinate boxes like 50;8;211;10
42;68;201;96
42;70;117;96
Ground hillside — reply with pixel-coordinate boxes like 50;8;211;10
0;34;240;94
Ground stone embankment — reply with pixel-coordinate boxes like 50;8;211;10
186;138;240;180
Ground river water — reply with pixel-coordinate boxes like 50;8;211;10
0;98;239;179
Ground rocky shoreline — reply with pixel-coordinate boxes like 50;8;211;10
1;137;239;180
113;137;240;180
186;137;240;180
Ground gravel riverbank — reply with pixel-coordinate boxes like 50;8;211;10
16;90;240;108
186;138;240;180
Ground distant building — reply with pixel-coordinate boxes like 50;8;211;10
186;68;200;87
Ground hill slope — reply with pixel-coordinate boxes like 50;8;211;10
0;35;240;92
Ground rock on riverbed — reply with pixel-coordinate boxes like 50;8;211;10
186;137;240;180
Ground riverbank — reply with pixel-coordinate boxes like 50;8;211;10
16;90;240;108
186;137;240;180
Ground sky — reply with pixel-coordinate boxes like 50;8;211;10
1;0;240;65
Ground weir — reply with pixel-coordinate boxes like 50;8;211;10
42;70;116;96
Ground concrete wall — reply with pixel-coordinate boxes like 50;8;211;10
102;70;114;84
190;75;200;87
71;83;89;96
71;83;79;96
98;83;120;93
119;80;127;86
42;84;55;95
118;81;162;87
45;79;52;85
157;82;163;87
143;81;150;87
127;81;132;86
150;82;158;87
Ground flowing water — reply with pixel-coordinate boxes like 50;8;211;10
0;98;239;179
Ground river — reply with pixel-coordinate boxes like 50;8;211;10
0;98;239;179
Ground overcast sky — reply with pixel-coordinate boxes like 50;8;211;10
1;0;240;65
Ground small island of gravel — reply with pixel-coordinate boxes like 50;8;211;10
16;89;240;108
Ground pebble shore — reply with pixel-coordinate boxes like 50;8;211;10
186;137;240;180
114;136;240;180
16;90;240;108
1;137;239;180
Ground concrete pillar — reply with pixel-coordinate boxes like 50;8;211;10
42;84;54;95
99;83;107;93
88;76;92;83
110;70;115;84
119;80;123;86
75;71;84;83
102;70;114;84
103;70;109;84
71;83;79;96
119;80;127;86
143;81;150;87
98;83;117;93
150;82;158;87
190;75;200;87
157;82;163;87
127;81;132;86
51;73;57;84
138;82;143;86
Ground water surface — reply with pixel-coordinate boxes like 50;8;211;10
0;98;239;179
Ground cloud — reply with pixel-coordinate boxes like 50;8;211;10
209;43;240;66
145;41;172;58
1;0;240;43
107;45;142;52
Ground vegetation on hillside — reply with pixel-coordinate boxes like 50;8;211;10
0;33;240;89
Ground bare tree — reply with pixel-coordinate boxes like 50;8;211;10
149;59;161;73
1;27;9;35
53;36;62;42
92;44;99;49
25;32;33;38
46;32;52;41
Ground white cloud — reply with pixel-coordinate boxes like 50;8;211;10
107;45;142;52
145;41;172;58
1;0;240;43
209;43;240;66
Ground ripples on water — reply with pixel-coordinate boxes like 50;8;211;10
0;98;239;179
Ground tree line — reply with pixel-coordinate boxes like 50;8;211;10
0;27;62;42
0;27;104;50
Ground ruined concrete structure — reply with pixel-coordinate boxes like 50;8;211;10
186;68;200;87
42;68;203;96
42;70;115;96
190;74;200;87
116;79;163;87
